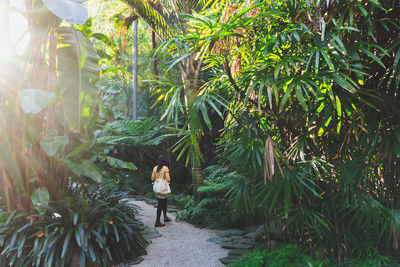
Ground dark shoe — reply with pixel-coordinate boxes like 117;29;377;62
164;215;172;222
155;220;165;227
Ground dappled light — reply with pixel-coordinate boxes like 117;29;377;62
0;0;400;266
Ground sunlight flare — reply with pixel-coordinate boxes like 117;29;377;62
0;1;28;60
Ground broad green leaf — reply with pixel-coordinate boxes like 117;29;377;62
40;135;69;156
358;3;368;16
295;84;307;110
360;47;385;68
200;101;212;130
19;89;55;114
279;80;294;111
336;96;342;134
73;213;78;226
75;229;81;247
321;50;334;70
31;188;50;215
66;160;102;183
329;33;347;55
91;33;110;43
205;95;224;118
274;62;282;80
80;160;102;183
122;0;172;38
166;53;190;71
106;156;137;170
315;51;320;73
331;73;357;93
306;50;315;71
58;27;99;131
321;21;326;41
42;0;88;25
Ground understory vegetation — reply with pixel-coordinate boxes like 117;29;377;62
175;165;263;229
1;0;400;266
229;245;329;267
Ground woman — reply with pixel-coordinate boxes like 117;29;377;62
151;155;172;227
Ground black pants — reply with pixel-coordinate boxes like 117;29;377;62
156;198;167;220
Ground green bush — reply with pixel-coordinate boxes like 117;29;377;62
0;189;146;266
101;171;154;197
229;245;398;267
168;193;193;210
229;245;328;267
175;165;262;229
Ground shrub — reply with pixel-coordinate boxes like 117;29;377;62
229;245;328;267
176;165;262;229
0;189;146;266
229;245;398;267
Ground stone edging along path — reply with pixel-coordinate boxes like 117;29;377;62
127;197;227;267
127;196;270;266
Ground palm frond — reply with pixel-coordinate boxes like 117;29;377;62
121;0;172;39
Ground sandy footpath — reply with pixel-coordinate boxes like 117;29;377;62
129;200;227;267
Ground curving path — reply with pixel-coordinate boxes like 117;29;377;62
129;199;227;267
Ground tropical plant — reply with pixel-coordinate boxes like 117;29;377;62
87;2;157;120
228;245;330;267
0;188;147;266
117;0;226;199
161;0;400;262
176;165;262;228
0;1;148;265
0;0;101;212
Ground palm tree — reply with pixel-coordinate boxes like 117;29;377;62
119;0;210;199
132;18;138;120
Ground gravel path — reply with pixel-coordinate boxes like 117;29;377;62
129;200;227;267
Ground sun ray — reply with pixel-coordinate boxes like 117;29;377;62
0;0;28;61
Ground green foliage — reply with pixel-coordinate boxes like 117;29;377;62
168;193;192;209
0;0;103;212
217;111;269;177
98;118;165;147
87;2;156;122
176;165;262;228
58;26;100;131
92;118;166;175
0;188;146;266
121;0;172;38
18;89;56;115
62;118;166;190
229;245;328;267
155;0;400;263
102;171;153;197
31;188;50;215
40;135;69;157
229;245;399;267
42;0;88;25
106;156;137;170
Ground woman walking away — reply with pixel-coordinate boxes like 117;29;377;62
152;155;172;227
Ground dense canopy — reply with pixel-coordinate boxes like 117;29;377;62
0;0;399;265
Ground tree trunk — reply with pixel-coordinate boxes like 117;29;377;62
47;26;57;130
152;30;158;76
180;56;205;200
192;160;205;200
132;19;138;120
